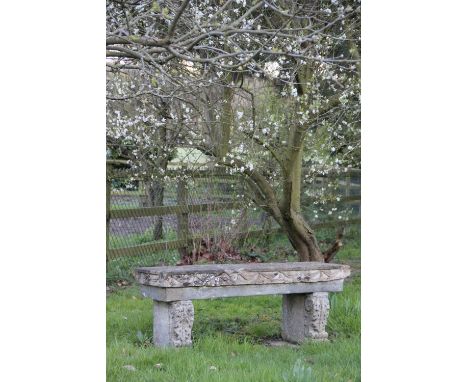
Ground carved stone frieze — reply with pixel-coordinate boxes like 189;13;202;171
304;292;330;340
136;262;350;288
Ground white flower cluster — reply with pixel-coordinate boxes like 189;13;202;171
263;61;281;79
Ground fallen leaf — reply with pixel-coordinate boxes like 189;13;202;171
122;365;136;371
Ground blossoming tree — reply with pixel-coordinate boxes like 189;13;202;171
106;0;361;261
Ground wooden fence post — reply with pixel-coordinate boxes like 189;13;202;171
345;173;351;199
106;177;111;262
138;179;146;207
177;176;189;258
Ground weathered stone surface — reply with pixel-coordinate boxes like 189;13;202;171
136;262;349;347
305;293;330;340
281;292;330;343
153;300;194;347
135;262;350;288
141;279;343;302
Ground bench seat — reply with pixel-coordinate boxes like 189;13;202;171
134;262;351;347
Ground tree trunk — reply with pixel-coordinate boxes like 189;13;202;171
176;176;189;259
281;210;324;262
147;111;169;241
146;180;164;241
280;140;324;262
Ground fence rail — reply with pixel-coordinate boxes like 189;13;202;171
107;217;360;259
109;195;360;220
110;202;241;219
106;164;361;261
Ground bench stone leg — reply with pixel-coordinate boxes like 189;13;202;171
153;300;194;347
281;292;330;343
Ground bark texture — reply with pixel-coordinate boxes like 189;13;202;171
145;180;165;240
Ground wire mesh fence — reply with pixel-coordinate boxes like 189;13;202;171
106;164;360;283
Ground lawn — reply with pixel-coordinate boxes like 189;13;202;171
106;228;360;381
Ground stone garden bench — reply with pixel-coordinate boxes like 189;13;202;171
134;262;350;347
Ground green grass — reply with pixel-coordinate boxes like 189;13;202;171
107;250;179;284
107;232;360;381
107;276;360;381
107;229;179;283
109;228;178;250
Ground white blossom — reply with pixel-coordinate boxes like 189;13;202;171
263;61;281;79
